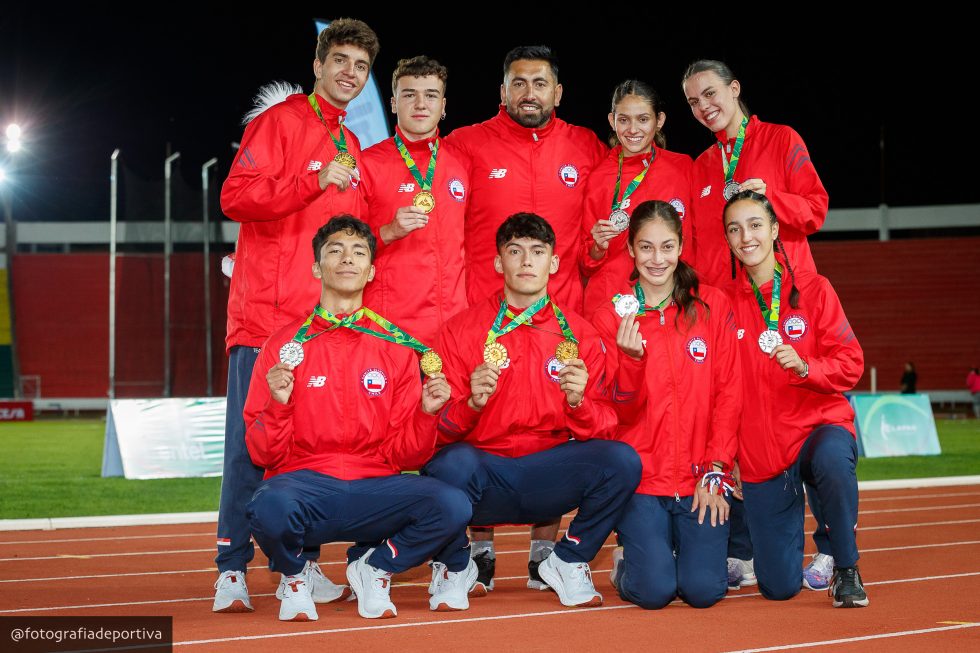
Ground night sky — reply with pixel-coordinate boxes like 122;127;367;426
0;9;971;222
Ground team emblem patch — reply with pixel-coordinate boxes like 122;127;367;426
700;185;711;198
545;356;564;383
361;368;388;396
669;198;686;220
687;337;708;363
558;164;580;188
448;177;466;202
783;315;808;340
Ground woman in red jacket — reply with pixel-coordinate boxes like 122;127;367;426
581;80;692;319
682;60;828;289
593;200;741;609
723;190;868;608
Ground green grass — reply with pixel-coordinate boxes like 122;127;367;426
0;417;978;520
856;419;980;481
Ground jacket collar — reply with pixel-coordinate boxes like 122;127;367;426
493;105;559;142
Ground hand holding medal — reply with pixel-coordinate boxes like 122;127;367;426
615;311;645;360
266;362;296;405
383;206;430;243
467;362;500;412
589;218;620;259
421;372;450;415
558;358;588;408
769;343;807;376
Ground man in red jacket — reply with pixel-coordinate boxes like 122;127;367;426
422;213;641;608
245;215;475;622
444;44;607;593
214;19;378;614
360;55;468;344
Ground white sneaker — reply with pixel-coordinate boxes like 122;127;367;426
803;553;835;591
727;557;757;589
537;552;602;607
610;546;623;590
212;570;254;613
345;550;397;619
429;558;479;611
304;560;351;603
428;561;446;595
276;573;318;621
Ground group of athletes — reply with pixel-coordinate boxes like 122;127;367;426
210;17;869;623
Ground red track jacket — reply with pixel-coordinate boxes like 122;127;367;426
690;116;828;288
360;127;469;344
445;107;607;313
580;145;694;318
434;294;617;457
244;312;438;480
728;267;864;483
221;93;363;351
593;284;741;496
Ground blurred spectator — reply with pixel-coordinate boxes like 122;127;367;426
900;362;917;394
968;368;980;419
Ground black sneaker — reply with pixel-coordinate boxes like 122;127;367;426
469;551;495;597
829;566;869;608
527;558;551;591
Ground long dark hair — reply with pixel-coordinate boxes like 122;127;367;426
723;190;800;309
628;200;708;329
610;79;667;149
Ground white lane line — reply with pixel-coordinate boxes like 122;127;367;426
861;518;980;531
860;540;980;554
0;548;213;562
718;623;980;653
858;491;980;503
857;502;980;514
0;532;214;546
3;569;978;620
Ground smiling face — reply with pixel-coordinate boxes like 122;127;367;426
683;70;743;135
628;218;681;291
724;198;779;269
501;59;562;129
312;229;375;298
391;74;446;140
608;94;665;157
313;44;371;110
494;237;559;303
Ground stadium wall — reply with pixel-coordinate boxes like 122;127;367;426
9;237;980;397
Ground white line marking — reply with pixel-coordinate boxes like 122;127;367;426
858;502;980;514
861;518;980;531
1;475;975;533
859;491;980;503
718;623;980;653
860;540;980;554
4;569;979;619
0;532;214;546
0;548;213;562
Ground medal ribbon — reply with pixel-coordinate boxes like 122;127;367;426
394;133;439;192
610;149;653;212
290;305;432;353
502;300;577;343
750;263;783;331
717;116;749;185
308;92;349;154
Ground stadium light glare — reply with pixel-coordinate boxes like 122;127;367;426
5;124;21;140
6;139;21;153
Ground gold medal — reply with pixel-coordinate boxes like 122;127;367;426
333;151;357;169
555;339;579;363
413;190;436;214
420;350;443;376
483;342;508;366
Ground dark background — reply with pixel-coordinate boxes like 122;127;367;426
0;9;970;221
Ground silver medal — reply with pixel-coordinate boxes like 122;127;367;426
723;181;741;201
609;209;630;233
279;341;305;366
614;294;640;318
757;330;783;354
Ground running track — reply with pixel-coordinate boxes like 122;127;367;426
1;483;979;652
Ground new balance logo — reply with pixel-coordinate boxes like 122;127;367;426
307;160;323;171
488;168;508;179
307;376;327;387
700;185;711;198
397;183;416;192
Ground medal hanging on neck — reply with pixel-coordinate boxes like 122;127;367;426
281;305;443;376
751;263;784;354
719;116;748;201
394;133;439;214
484;297;578;366
613;282;671;318
308;92;356;169
608;149;652;233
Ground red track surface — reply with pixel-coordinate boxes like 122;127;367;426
2;485;980;652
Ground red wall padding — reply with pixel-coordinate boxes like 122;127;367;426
10;238;980;397
812;237;980;392
12;253;229;398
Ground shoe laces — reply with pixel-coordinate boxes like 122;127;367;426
810;553;834;576
215;570;244;591
368;565;393;596
829;566;861;596
305;560;326;582
569;562;595;588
